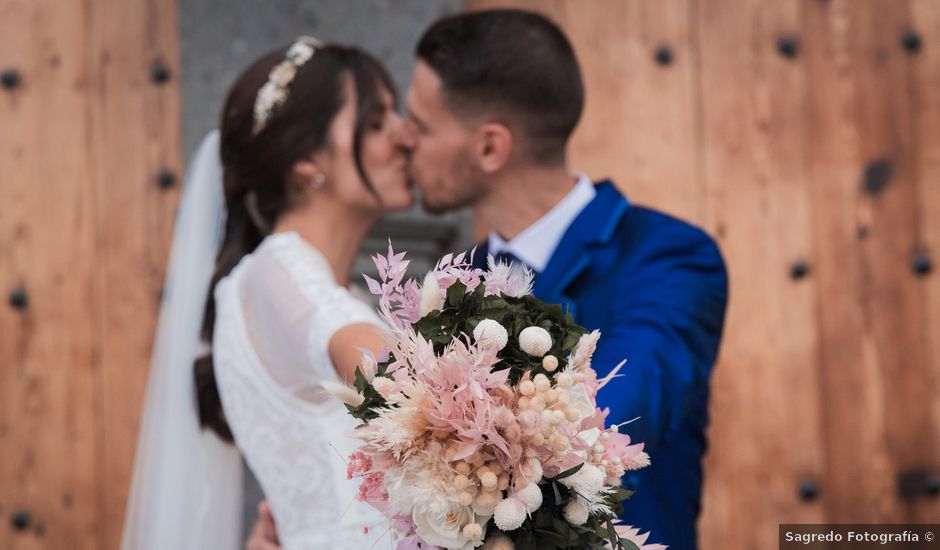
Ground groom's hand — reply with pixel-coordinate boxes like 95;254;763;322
246;501;281;550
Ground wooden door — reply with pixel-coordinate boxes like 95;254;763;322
0;0;180;548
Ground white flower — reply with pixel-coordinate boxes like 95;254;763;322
519;326;552;357
412;498;488;550
565;382;595;421
385;450;491;549
473;319;509;351
419;272;443;316
559;463;606;502
515;483;543;513
494;497;527;531
524;458;543;484
484;256;534;297
563;498;589;525
579;427;602;447
320;380;364;407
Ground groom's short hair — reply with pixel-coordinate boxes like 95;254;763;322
417;9;583;166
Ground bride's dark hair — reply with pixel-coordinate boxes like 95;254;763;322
194;42;395;442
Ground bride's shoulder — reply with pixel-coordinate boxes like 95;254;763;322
260;232;335;279
232;231;339;295
217;232;333;295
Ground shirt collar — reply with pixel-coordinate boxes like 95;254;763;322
487;173;597;272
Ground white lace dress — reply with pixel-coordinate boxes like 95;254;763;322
213;231;390;549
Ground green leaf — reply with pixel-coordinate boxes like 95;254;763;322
353;367;369;393
533;508;554;530
611;487;635;502
514;530;537;550
446;280;467;307
534;529;569;547
606;519;619;549
620;539;641;550
563;330;582;350
483;297;508;310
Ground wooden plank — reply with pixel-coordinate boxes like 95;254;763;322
86;0;181;547
907;0;940;524
0;0;100;548
561;0;704;225
695;0;826;547
802;0;921;524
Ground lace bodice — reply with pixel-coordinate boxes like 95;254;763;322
213;232;390;549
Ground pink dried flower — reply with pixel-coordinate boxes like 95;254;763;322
432;251;486;294
357;472;386;502
364;243;421;330
347;452;373;479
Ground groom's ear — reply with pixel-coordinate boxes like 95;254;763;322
475;122;513;174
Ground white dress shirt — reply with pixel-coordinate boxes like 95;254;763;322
487;173;597;273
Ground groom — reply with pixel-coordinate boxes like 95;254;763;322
398;9;728;550
248;8;727;550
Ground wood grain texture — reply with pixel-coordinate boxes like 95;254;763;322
803;0;923;524
86;0;181;547
695;0;826;546
0;1;100;548
560;0;704;225
907;0;940;524
0;0;180;548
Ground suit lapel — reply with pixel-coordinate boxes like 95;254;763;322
534;181;630;318
468;181;630;319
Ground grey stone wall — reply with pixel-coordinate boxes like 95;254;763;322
178;0;468;538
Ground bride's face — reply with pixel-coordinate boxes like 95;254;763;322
318;79;413;214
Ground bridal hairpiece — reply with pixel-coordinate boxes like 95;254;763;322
252;36;323;135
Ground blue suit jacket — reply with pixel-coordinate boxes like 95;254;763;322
473;181;728;550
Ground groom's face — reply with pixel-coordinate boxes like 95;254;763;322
401;62;488;214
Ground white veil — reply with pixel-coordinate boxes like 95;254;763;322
121;130;244;550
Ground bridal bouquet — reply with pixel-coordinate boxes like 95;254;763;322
325;247;664;550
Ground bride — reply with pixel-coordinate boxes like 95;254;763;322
122;37;413;549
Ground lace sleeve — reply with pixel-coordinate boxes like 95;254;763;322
237;234;382;397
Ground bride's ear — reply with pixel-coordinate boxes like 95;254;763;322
475;122;513;174
289;153;325;191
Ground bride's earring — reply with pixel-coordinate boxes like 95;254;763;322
312;173;326;189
